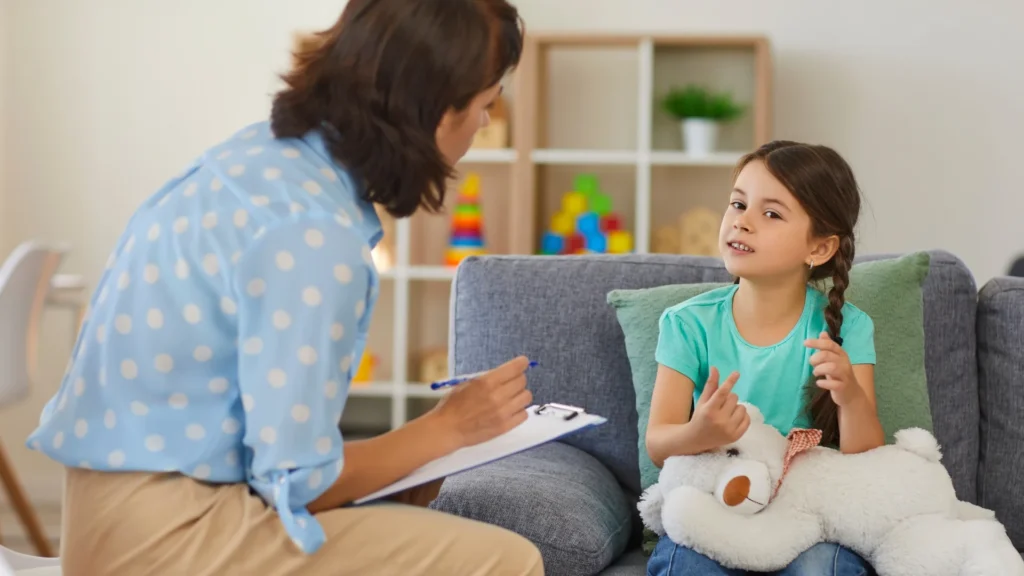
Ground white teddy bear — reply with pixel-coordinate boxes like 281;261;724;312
638;403;1024;576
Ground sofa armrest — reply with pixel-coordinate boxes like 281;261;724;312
977;276;1024;552
431;442;633;576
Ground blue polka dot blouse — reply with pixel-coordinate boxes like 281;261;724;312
27;121;383;554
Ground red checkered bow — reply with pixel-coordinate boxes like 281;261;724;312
772;428;823;499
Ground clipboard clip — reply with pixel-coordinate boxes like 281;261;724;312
534;403;586;421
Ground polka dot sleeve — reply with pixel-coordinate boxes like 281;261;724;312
232;215;372;553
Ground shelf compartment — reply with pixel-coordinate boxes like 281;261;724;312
409;166;510;267
648;165;732;256
650;42;764;154
407;280;451;383
536;165;637;255
340;396;391;437
540;44;640;151
359;280;395;382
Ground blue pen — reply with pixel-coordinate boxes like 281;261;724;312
430;361;538;391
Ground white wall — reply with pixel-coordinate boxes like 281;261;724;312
2;0;1023;503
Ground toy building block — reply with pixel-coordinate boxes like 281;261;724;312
562;192;588;216
352;349;378;385
590;193;612;216
538;174;634;256
574;174;600;196
445;174;486;266
600;214;621;233
608;230;633;254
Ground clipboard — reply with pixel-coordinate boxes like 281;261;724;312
354;403;606;504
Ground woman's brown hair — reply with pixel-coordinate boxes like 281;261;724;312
271;0;524;218
733;140;863;447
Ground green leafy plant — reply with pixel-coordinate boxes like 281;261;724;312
660;85;744;121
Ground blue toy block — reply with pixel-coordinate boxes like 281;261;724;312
576;212;600;235
541;232;564;255
449;236;484;248
584;232;607;253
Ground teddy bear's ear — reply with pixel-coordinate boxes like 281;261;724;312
741;402;765;424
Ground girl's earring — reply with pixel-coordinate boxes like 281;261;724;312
808;259;815;271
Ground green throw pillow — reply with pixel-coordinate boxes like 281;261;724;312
607;252;933;493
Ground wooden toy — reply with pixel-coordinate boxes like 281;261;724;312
540;174;634;256
470;96;509;149
679;207;721;256
651;207;722;256
417;349;449;383
445;174;487;266
652;225;681;254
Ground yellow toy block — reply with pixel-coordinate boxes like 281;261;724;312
461;173;481;198
352;351;377;385
608;230;634;254
551;211;574;236
562;192;588;217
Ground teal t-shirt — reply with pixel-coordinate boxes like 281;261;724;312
654;283;876;435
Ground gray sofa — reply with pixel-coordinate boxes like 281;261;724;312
430;250;1024;575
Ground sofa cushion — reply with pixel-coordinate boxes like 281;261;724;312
430;442;632;576
608;252;934;491
449;250;979;503
977;277;1024;551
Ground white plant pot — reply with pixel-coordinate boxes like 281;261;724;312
681;118;719;156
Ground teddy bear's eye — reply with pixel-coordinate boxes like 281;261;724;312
726;448;740;457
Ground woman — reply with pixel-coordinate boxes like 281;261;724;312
27;1;542;574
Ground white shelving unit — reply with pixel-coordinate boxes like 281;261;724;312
503;33;771;259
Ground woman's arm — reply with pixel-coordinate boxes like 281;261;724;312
837;364;885;454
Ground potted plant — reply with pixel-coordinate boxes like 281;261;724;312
660;85;744;156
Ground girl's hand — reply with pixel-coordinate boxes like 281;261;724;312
806;332;865;407
691;367;750;450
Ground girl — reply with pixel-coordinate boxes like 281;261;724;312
26;1;543;575
645;141;884;576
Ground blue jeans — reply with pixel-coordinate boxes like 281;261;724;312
647;535;875;576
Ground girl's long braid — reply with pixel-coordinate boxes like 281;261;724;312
806;235;855;447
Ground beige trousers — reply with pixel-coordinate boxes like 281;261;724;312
60;467;544;576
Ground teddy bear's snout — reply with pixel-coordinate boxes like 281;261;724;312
713;460;772;515
721;475;752;506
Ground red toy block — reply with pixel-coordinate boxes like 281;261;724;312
565;233;584;254
600;214;621;233
451;223;482;236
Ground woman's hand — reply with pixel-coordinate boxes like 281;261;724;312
308;356;532;512
806;332;865;407
428;356;533;449
689;367;749;449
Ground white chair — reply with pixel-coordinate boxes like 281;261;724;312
1;544;61;575
0;242;66;561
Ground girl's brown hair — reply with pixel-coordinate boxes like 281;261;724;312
733;140;862;446
270;0;524;218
